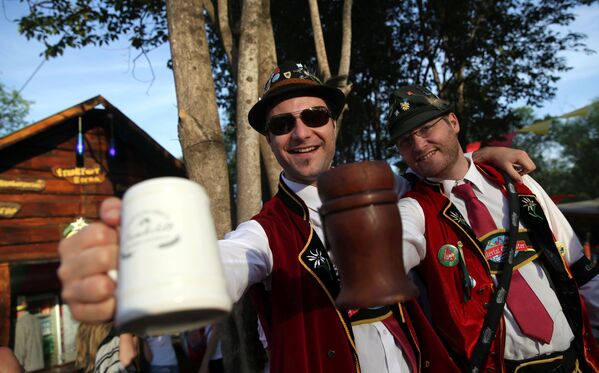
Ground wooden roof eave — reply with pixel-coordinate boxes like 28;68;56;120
0;95;106;151
0;95;185;172
99;98;185;173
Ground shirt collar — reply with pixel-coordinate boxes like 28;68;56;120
427;158;486;196
281;174;322;210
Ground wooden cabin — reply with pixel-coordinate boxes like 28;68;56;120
0;95;185;370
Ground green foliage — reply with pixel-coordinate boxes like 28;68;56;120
0;82;32;136
19;0;168;58
514;100;599;201
359;0;591;154
268;0;593;165
15;0;596;166
270;1;405;164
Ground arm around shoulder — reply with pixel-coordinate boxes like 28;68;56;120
473;146;536;182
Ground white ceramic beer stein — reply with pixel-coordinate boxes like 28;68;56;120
114;177;232;336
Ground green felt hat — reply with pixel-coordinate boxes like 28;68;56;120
387;85;452;142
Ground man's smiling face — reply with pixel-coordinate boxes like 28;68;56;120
396;113;462;180
266;96;337;185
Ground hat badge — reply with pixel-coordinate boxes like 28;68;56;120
400;100;410;111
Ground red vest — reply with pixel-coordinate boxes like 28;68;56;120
405;163;599;372
250;177;460;373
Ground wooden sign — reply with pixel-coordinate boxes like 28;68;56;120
0;178;46;192
52;166;106;185
0;202;21;218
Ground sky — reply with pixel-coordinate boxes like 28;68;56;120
1;1;598;159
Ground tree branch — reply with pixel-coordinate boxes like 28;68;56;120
338;0;352;84
217;0;238;78
308;0;331;80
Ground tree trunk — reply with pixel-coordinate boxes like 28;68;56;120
235;0;262;224
455;68;467;144
456;67;466;117
258;0;281;197
335;0;353;135
338;0;353;86
308;0;331;80
224;3;263;372
217;0;238;78
165;0;231;238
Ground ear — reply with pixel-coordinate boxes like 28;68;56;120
447;112;460;134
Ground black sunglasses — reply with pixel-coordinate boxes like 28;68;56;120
266;106;332;136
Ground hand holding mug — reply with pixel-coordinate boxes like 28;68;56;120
115;177;231;335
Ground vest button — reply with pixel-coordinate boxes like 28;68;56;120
327;350;336;358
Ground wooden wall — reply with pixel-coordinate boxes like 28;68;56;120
0;109;185;263
0;108;185;346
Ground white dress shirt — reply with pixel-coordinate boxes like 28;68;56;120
218;174;413;373
399;158;599;360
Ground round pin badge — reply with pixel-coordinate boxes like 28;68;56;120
438;244;459;267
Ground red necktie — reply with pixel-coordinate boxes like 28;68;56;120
452;182;554;344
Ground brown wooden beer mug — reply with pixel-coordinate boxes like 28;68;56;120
317;160;418;309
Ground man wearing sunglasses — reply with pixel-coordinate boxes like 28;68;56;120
57;62;538;373
388;85;599;372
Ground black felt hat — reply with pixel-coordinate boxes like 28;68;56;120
248;61;346;134
387;85;452;142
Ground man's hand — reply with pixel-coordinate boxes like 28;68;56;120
473;146;536;183
57;197;122;322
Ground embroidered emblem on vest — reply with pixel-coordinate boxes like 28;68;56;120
448;210;467;226
301;240;340;292
484;234;528;263
522;197;544;220
481;230;539;274
438;244;459;267
444;204;478;241
307;249;332;272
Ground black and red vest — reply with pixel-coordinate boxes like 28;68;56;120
405;163;599;372
250;176;459;373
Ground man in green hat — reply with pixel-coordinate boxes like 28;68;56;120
389;84;599;372
56;64;535;373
